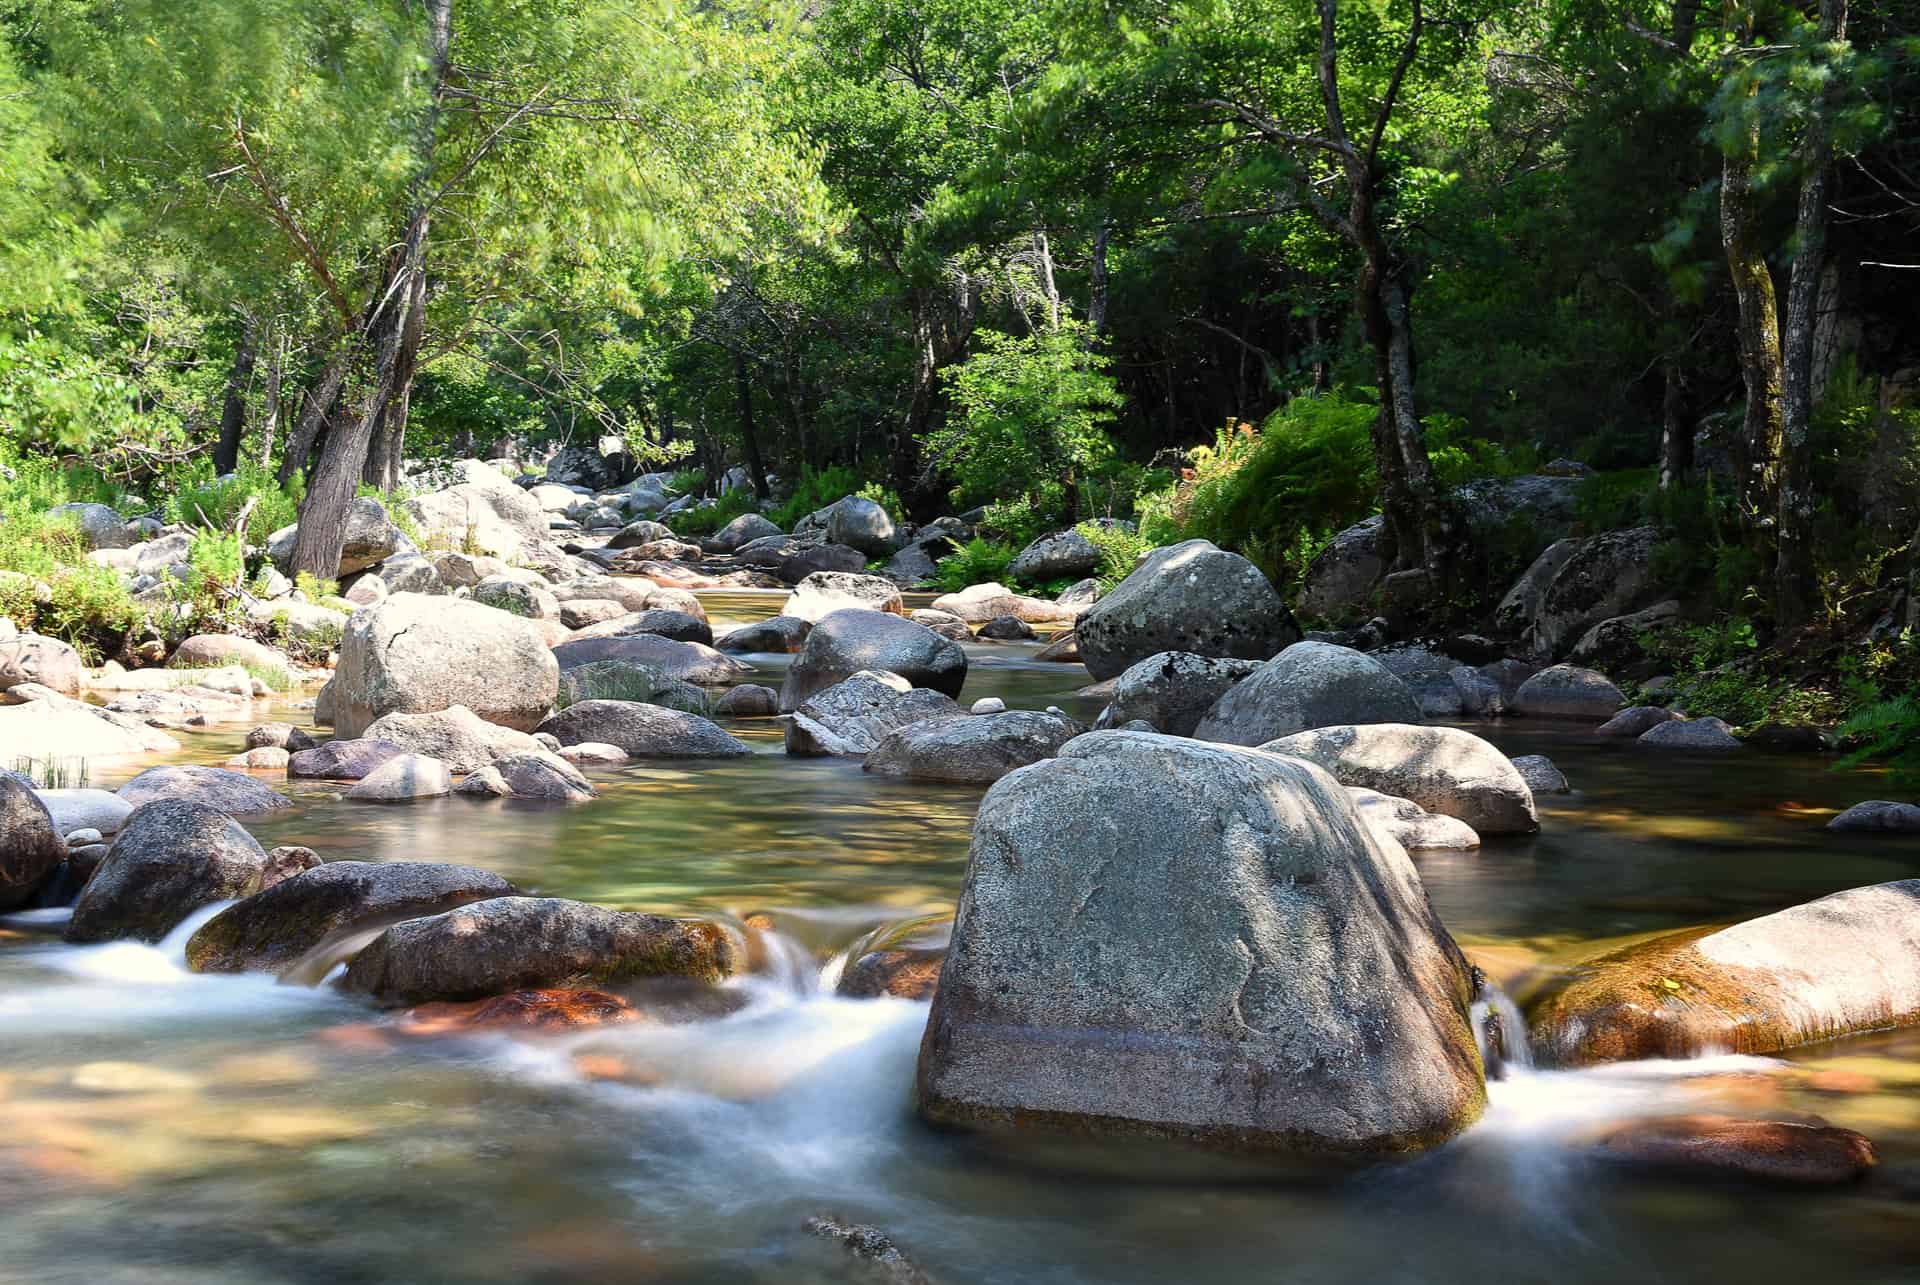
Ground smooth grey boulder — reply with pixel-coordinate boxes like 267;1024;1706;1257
171;634;293;675
712;684;779;717
976;615;1034;641
375;551;444;596
1102;652;1260;737
1529;526;1660;659
472;575;561;622
554;660;708;714
1296;515;1384;623
915;732;1486;1155
489;749;596;801
1828;801;1920;833
51;502;134;549
64;801;270;943
537;699;750;758
267;497;402;577
359;705;543;774
780;609;967;712
605;519;675;550
1346;786;1481;851
714;615;812;654
1596;705;1678;738
0;776;64;910
929;582;1077;625
824;496;898;557
783;571;905;623
551;633;748;686
557;598;628;630
1193;642;1420;746
0;632;83;695
783;671;966;757
35;788;134;835
333;593;558;738
288;738;408;780
1637;716;1742;751
711;512;783;552
340;896;735;1005
1512;754;1570;795
549;576;665;614
184;860;516;974
573;607;711;646
1076;539;1301;680
1260;724;1539;834
908;608;973;641
117;765;293;816
1511;664;1626;720
402;482;548;562
1008;529;1100;582
864;711;1079;785
345;753;453;801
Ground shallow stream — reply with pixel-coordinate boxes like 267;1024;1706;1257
3;589;1918;1282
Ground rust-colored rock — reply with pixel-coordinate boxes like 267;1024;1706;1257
838;948;945;1001
1592;1114;1876;1185
401;988;640;1035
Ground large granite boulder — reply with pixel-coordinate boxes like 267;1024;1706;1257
1295;515;1384;624
1008;529;1100;583
33;787;134;836
116;765;293;816
1259;724;1538;835
1492;538;1582;638
340;896;735;1005
711;512;783;552
823;496;898;557
185;861;516;974
1511;664;1626;720
1528;526;1661;659
402;483;549;561
359;705;543;774
288;738;409;780
782;571;905;623
0;776;64;910
266;497;403;577
569;607;712;646
333;593;559;737
1193;642;1420;746
1076;540;1301;680
780;609;967;712
169;634;292;676
50;502;134;549
64;800;270;943
345;753;454;801
864;710;1079;785
472;575;561;622
915;732;1486;1155
550;633;748;686
1101;652;1260;737
537;699;750;758
1531;879;1920;1066
782;671;966;757
714;615;812;654
0;632;83;696
734;537;868;585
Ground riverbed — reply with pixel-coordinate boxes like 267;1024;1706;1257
2;590;1917;1282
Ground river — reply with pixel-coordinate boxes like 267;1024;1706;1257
1;589;1916;1282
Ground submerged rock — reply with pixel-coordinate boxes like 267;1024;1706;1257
185;860;516;974
1075;540;1301;680
837;948;946;1001
783;671;966;757
65;801;270;943
400;987;644;1036
1827;800;1920;833
863;710;1080;785
1511;754;1570;795
340;896;735;1006
1259;724;1538;835
1193;642;1420;746
1637;717;1742;752
1591;1115;1875;1186
1596;706;1677;738
780;610;968;712
1530;879;1920;1065
915;731;1485;1155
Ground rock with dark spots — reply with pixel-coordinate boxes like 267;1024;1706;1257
246;722;317;753
863;711;1079;785
267;497;403;577
1529;878;1920;1066
340;896;735;1006
908;609;973;642
714;615;812;654
471;575;561;622
802;1216;934;1285
64;801;270;943
1102;652;1260;737
1638;716;1742;751
1008;528;1100;582
1512;664;1626;720
1512;754;1570;795
1596;705;1677;738
288;738;409;780
1260;723;1538;835
783;671;966;757
551;633;749;686
976;615;1035;641
711;512;783;552
360;705;544;774
780;610;968;712
1193;642;1420;746
1828;800;1920;833
1076;540;1302;681
333;593;558;737
837;948;945;1001
712;684;779;717
0;631;83;696
1492;538;1582;637
1056;578;1100;609
537;699;749;758
1529;526;1661;659
1591;1115;1876;1186
345;753;453;801
1570;600;1683;673
185;860;517;974
490;750;596;801
1296;515;1384;623
0;776;65;910
916;732;1485;1154
117;765;293;816
783;571;905;623
823;495;899;557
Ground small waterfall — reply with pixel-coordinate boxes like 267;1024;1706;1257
1471;982;1535;1080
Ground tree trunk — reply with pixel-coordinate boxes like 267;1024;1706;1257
734;350;770;500
1032;229;1061;332
213;316;257;476
257;325;284;468
1776;0;1848;634
278;344;351;486
1720;94;1784;549
1658;357;1693;490
1088;221;1110;336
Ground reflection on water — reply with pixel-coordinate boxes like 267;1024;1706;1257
4;588;1920;1282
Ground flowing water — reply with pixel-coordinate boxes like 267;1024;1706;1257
3;589;1919;1282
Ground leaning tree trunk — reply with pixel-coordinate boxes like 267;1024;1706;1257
1776;0;1849;634
733;350;770;500
1720;102;1784;553
277;344;351;486
213;316;257;476
257;324;284;468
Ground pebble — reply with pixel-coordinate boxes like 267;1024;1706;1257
970;697;1006;714
64;828;103;847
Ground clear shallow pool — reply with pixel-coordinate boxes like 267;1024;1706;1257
4;592;1919;1282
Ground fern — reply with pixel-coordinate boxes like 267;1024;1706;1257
1836;696;1920;781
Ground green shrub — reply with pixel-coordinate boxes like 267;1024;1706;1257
932;537;1016;593
166;459;301;548
766;464;873;530
669;487;759;537
669;468;705;495
1074;521;1155;592
1837;695;1920;782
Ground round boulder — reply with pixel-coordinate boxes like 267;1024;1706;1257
1511;664;1626;720
116;765;293;816
1259;723;1539;834
1102;652;1260;737
64;800;270;943
712;512;783;552
1007;529;1100;583
714;615;812;654
823;496;898;558
779;609;968;712
1193;642;1420;746
1075;539;1302;680
783;571;905;623
333;593;559;737
0;632;84;696
345;754;453;801
0;776;65;910
863;710;1079;785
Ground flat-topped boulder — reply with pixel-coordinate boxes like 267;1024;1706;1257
1076;540;1301;680
928;582;1076;625
333;593;558;738
550;633;748;687
780;609;967;712
538;699;750;758
864;710;1079;784
1193;642;1419;746
359;705;544;774
1260;724;1538;835
117;765;293;816
1530;879;1920;1066
916;731;1485;1155
782;571;905;622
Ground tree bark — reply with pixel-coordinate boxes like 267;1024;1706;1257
277;344;350;486
1720;80;1784;548
734;349;770;500
1088;221;1110;336
1776;0;1849;633
257;324;284;468
1658;357;1693;490
213;315;257;476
